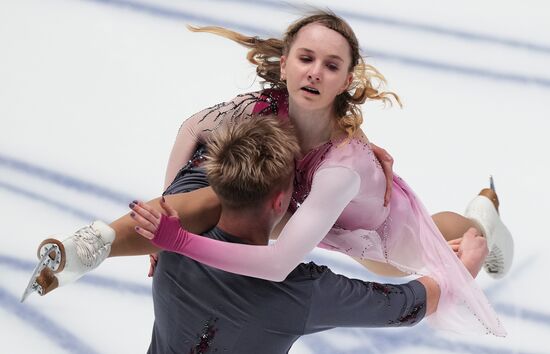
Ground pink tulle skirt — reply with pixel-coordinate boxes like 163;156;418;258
320;175;506;336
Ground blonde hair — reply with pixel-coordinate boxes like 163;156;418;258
188;10;401;138
204;117;300;209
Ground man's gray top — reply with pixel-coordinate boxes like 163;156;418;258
148;149;427;354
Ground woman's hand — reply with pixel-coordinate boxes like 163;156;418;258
129;197;178;239
129;200;171;277
369;142;394;206
131;198;181;277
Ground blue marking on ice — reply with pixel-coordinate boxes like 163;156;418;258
0;154;134;204
1;254;151;296
0;181;99;221
76;0;550;88
216;0;550;54
0;287;99;354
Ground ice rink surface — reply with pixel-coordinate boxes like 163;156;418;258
1;0;550;353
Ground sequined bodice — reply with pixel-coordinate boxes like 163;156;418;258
290;138;390;232
252;89;389;232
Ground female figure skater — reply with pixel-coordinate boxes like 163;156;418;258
25;11;512;336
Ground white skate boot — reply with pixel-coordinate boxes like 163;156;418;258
464;177;514;279
21;221;115;302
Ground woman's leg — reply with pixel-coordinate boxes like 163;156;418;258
24;187;221;299
109;187;221;257
354;184;510;279
431;211;482;242
356;213;485;278
353;258;409;277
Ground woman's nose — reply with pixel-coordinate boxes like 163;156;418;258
308;74;320;82
307;64;322;82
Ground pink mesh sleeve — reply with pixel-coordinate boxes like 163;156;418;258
152;166;361;281
164;92;261;188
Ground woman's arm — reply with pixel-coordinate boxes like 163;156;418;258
134;167;361;281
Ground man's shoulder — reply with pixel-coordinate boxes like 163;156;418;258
288;262;333;281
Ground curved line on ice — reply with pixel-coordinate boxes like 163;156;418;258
0;287;99;354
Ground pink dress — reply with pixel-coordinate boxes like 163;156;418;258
159;89;506;336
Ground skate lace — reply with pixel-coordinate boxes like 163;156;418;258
73;225;111;268
483;246;504;274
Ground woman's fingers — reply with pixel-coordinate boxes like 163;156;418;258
136;200;162;220
134;225;155;240
160;196;179;217
129;201;160;233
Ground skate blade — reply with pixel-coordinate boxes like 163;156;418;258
20;244;60;303
489;175;496;192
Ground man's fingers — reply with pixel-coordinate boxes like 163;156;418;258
463;227;480;239
370;143;394;207
448;237;463;245
148;254;158;277
383;179;392;207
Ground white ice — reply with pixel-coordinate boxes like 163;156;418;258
1;0;549;353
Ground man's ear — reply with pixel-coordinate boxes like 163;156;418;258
271;190;286;214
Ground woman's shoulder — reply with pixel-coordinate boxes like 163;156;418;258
321;133;379;172
252;88;289;117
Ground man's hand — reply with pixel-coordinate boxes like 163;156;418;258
451;228;489;278
148;253;158;277
370;142;394;206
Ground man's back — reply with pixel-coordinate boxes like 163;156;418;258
150;228;316;354
149;228;426;354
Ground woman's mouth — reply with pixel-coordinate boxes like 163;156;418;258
301;86;320;95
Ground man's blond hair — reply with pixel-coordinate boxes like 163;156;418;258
204;116;300;209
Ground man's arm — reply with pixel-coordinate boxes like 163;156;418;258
303;265;440;333
416;276;440;316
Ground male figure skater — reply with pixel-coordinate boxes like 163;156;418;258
130;117;476;353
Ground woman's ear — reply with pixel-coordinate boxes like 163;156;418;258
280;55;287;81
340;72;353;94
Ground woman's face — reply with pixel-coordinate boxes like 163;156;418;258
281;23;353;113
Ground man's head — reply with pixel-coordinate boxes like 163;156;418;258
204;116;300;216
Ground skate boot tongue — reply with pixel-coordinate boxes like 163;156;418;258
72;221;114;268
56;221;115;286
